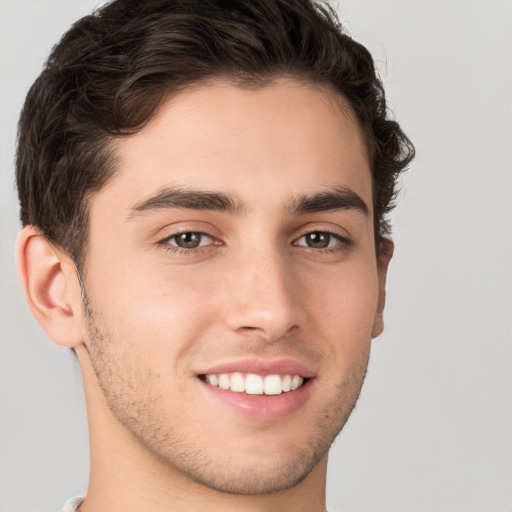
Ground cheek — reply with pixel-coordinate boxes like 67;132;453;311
300;259;379;346
85;258;223;369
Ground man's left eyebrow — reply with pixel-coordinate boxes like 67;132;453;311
290;187;369;216
128;187;246;218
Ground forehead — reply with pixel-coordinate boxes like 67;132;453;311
96;79;372;215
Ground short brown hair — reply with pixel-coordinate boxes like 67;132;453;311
16;0;414;267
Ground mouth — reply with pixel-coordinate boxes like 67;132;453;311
196;360;315;420
199;372;308;395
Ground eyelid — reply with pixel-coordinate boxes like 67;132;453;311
154;223;351;256
152;220;221;243
155;225;223;257
292;223;351;241
162;231;214;246
294;229;347;244
159;229;220;248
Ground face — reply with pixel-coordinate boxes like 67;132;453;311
79;79;387;494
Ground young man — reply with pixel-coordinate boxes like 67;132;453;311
15;0;414;510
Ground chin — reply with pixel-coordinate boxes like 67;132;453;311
161;444;326;495
134;397;352;496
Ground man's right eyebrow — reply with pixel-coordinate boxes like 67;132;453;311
127;187;246;218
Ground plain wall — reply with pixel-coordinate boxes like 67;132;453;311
1;1;511;511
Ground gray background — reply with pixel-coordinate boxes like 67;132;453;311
1;1;511;511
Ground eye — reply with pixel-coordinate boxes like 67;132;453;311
164;231;214;249
294;231;344;249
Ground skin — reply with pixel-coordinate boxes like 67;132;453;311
17;79;392;512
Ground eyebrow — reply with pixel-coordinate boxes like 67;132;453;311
289;187;369;216
129;187;246;218
128;185;369;219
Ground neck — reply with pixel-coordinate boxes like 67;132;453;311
77;349;328;512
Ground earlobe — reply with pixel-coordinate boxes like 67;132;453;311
372;238;394;338
16;226;84;348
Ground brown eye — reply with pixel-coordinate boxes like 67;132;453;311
295;231;342;249
167;232;213;249
305;232;330;248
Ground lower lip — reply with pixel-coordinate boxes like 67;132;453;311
198;378;314;421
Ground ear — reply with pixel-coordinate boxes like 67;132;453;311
371;237;394;338
16;226;85;348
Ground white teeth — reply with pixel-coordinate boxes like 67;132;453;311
291;375;303;391
218;373;230;390
245;374;264;395
282;374;292;392
206;374;218;386
203;372;306;395
230;372;245;392
264;375;282;395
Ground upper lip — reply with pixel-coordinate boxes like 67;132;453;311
196;358;316;379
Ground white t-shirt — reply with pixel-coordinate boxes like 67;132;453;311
61;496;84;512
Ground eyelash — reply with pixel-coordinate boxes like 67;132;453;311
293;229;351;253
158;231;217;255
158;229;351;255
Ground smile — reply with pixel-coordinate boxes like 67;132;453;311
201;372;306;395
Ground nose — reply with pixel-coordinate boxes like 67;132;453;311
224;247;299;342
